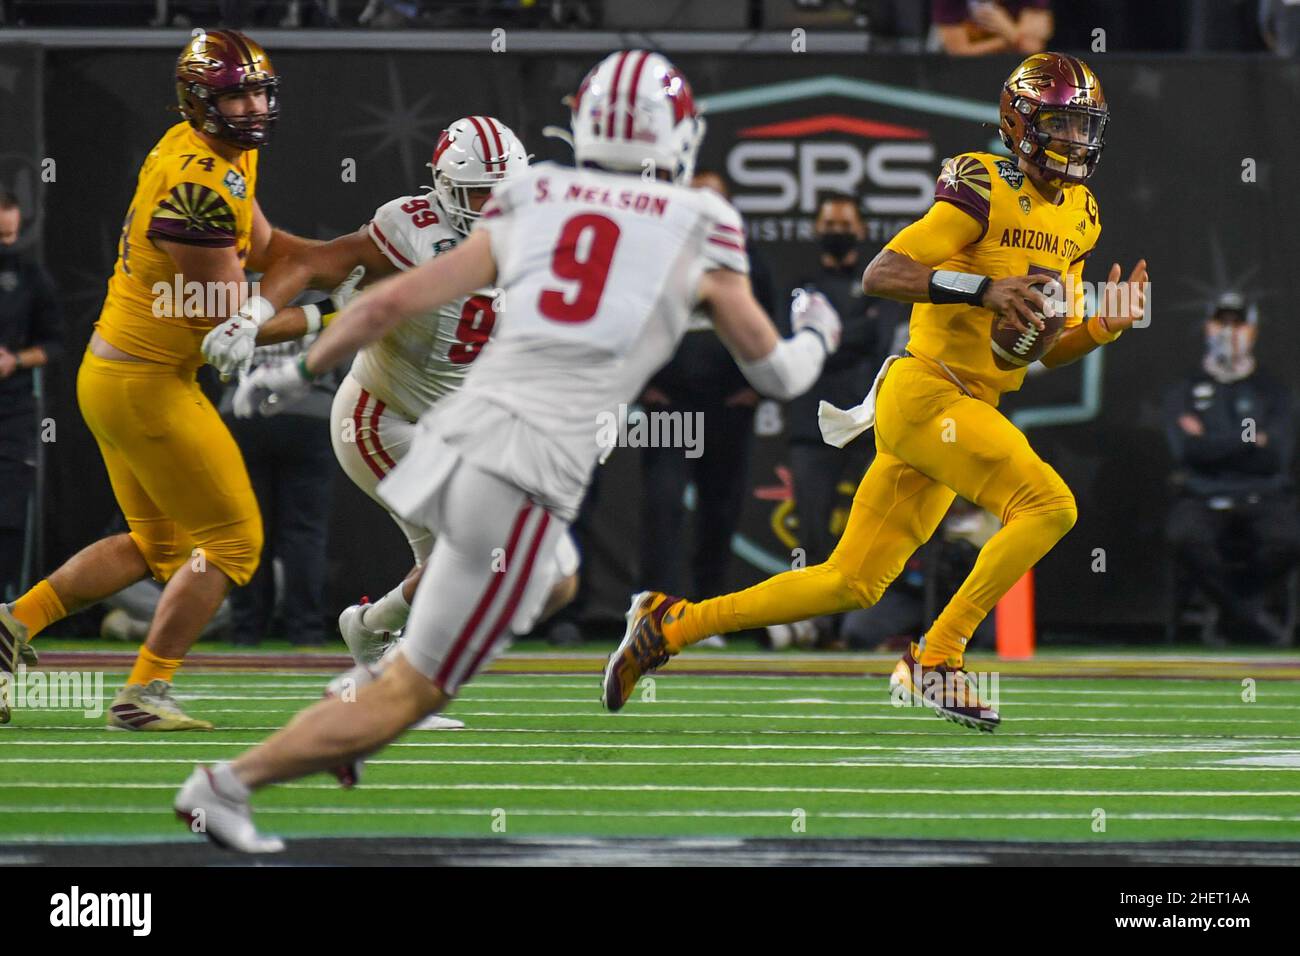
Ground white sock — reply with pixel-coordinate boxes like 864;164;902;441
210;761;251;801
361;584;411;633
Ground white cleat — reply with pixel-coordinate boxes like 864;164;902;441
338;602;395;666
410;714;465;730
174;767;284;854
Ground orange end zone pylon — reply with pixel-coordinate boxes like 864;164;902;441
995;569;1035;659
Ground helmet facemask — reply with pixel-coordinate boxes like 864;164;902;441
192;77;280;149
1028;105;1107;183
433;170;501;236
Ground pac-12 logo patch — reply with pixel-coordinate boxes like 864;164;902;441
1019;196;1031;215
223;169;247;200
996;159;1024;190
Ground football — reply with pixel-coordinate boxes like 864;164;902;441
990;279;1066;370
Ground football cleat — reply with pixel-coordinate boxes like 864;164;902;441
175;766;284;854
108;680;214;732
601;591;680;713
0;603;32;724
890;641;1000;733
339;599;395;666
410;714;465;731
332;757;364;789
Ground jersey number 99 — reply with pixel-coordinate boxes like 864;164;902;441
449;293;496;364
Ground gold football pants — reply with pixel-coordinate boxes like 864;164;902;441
76;350;263;586
666;356;1076;661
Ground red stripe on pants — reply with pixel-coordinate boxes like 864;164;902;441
368;397;398;471
460;510;552;686
353;389;387;480
434;502;533;689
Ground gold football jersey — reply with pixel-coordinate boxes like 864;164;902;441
887;151;1101;399
96;121;259;367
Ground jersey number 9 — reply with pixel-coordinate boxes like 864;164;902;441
538;214;621;324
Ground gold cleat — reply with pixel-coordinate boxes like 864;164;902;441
108;680;214;731
890;641;1001;733
601;591;680;712
0;604;33;725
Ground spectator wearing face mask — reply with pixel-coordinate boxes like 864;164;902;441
1163;293;1300;644
777;194;908;645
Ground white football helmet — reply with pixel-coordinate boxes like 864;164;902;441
570;50;704;185
429;115;529;235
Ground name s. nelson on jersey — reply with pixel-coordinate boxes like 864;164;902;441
998;226;1083;261
533;176;669;218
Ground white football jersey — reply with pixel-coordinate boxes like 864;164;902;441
351;193;497;421
422;163;749;520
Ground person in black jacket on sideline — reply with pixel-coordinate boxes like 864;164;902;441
1164;293;1299;644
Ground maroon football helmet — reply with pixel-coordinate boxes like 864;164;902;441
999;52;1108;185
175;29;279;150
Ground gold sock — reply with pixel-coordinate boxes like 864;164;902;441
9;580;68;640
127;645;183;687
662;564;857;653
919;594;986;665
660;599;693;653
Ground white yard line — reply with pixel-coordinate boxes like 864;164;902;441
67;693;1300;711
2;756;1298;772
1;804;1297;823
7;737;1300;755
9;723;1300;742
16;704;1298;724
2;780;1299;798
56;678;1300;698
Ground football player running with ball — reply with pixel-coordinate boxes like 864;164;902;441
603;52;1148;732
0;30;318;730
203;118;581;715
175;49;841;852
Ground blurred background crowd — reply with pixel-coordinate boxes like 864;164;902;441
1;0;1298;56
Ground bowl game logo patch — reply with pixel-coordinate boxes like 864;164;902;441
996;159;1024;189
224;168;247;200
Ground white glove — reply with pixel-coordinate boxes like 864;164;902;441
790;289;842;355
203;296;276;380
232;358;312;419
332;265;365;308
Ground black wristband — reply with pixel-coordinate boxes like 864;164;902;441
929;270;992;307
320;297;340;317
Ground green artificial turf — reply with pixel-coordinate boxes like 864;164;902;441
2;667;1299;846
